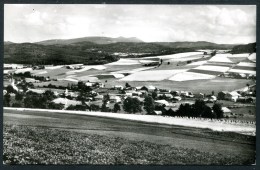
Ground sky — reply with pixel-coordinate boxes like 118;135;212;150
4;4;256;44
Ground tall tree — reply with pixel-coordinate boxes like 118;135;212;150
144;96;155;115
123;97;142;114
113;103;121;113
212;103;224;119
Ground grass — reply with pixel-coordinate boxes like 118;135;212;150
3;124;255;165
106;77;254;94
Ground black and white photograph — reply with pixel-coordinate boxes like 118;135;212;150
3;4;256;165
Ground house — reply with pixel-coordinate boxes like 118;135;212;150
132;96;145;103
85;82;94;87
180;91;194;98
110;96;121;103
171;96;182;102
52;98;81;108
141;85;156;92
204;96;217;103
222;107;233;118
225;91;241;102
125;87;136;91
171;91;180;96
155;100;169;106
147;85;156;92
153;110;162;115
136;86;142;91
114;85;124;90
94;95;104;101
218;91;228;100
25;78;40;83
157;93;173;99
194;93;204;99
26;88;45;94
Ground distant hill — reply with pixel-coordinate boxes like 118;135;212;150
4;41;15;45
36;36;143;45
155;41;237;50
4;42;193;65
4;37;243;65
231;42;256;54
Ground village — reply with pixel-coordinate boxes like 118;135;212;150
3;65;256;122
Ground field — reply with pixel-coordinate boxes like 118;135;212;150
105;77;254;94
3;124;255;165
3;109;256;165
120;69;187;81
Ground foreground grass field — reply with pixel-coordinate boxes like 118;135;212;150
3;124;255;165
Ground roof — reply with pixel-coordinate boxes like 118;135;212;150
228;91;241;96
220;91;229;94
27;88;45;94
222;107;231;113
155;100;169;106
153;111;162;115
52;98;81;106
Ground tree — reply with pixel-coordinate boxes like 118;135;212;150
48;102;64;110
15;92;24;101
201;105;213;118
90;104;100;111
177;103;193;117
212;103;224;119
113;103;121;113
3;94;11;107
151;91;157;100
125;83;131;88
192;99;206;117
6;85;15;94
44;90;55;101
101;103;109;112
123;97;142;114
132;98;142;113
144;96;155;115
141;86;148;92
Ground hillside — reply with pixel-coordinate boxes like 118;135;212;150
36;36;143;45
4;43;118;65
156;41;237;49
4;37;244;65
4;42;193;65
231;42;256;54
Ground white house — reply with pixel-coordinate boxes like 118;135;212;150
225;91;241;102
110;96;121;103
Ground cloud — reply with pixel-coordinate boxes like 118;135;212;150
4;4;256;44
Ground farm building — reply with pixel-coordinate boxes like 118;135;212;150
225;91;241;102
53;98;81;108
25;78;40;83
26;89;45;94
218;91;229;100
114;85;124;90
